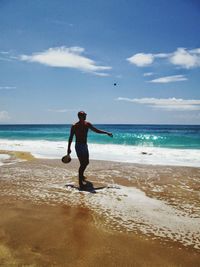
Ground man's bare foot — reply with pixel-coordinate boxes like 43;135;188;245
79;183;85;190
79;177;86;189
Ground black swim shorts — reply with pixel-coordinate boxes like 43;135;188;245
75;143;89;158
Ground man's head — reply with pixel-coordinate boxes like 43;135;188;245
78;111;87;120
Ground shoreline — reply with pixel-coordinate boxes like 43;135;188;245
0;151;200;266
1;138;200;167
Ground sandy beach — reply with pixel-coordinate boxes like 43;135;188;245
0;151;200;266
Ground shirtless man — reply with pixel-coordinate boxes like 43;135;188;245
67;111;113;188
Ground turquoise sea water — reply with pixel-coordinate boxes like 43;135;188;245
0;124;200;149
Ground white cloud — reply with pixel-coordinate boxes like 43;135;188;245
0;111;10;121
154;53;168;58
51;19;74;27
116;97;200;111
127;47;200;69
149;75;187;83
19;46;111;76
0;86;16;90
47;108;77;113
143;72;154;77
0;51;13;61
0;57;12;62
127;52;168;67
0;51;10;54
191;48;200;54
169;48;200;69
92;72;110;77
127;53;154;67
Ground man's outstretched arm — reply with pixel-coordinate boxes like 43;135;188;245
88;123;113;137
67;125;75;155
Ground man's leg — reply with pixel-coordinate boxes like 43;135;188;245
75;144;89;187
78;156;89;187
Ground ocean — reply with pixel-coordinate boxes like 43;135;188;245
0;124;200;167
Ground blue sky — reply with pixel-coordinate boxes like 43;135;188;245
0;0;200;124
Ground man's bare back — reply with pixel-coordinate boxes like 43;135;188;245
71;121;91;144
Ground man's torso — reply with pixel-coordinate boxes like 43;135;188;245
73;121;90;144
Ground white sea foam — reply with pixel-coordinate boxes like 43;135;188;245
0;154;10;166
84;185;200;249
0;139;200;167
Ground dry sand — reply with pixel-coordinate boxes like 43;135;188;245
0;151;200;266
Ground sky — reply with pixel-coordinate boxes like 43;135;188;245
0;0;200;124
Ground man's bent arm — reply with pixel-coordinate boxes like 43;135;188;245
88;123;113;137
67;126;75;154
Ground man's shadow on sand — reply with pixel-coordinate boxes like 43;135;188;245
65;180;116;194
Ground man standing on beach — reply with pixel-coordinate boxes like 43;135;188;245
67;111;113;188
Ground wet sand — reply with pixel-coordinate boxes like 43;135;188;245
0;151;200;266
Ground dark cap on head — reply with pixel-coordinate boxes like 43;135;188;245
78;111;87;117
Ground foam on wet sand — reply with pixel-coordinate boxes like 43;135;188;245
0;153;200;266
0;153;10;166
